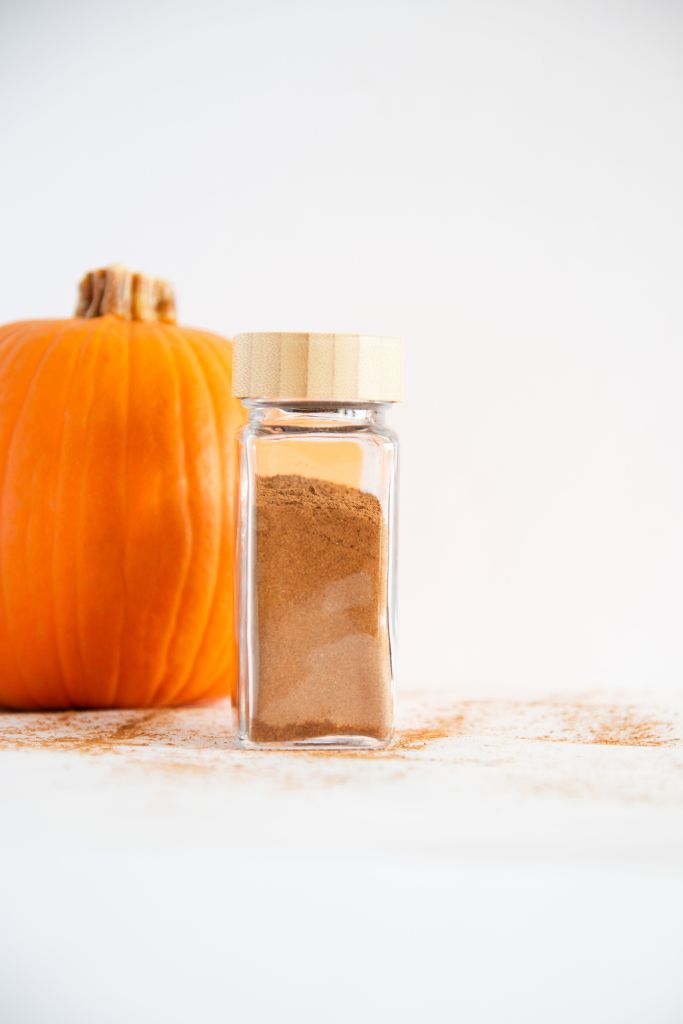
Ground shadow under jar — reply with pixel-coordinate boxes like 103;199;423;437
233;333;403;749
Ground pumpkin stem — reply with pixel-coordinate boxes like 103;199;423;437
76;264;177;323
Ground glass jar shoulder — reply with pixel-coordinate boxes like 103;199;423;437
238;403;398;448
238;423;396;449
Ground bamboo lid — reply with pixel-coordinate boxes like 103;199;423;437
232;333;403;402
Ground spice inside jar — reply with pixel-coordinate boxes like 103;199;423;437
253;473;392;742
233;333;402;749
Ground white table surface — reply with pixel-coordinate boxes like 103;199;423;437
1;689;682;1024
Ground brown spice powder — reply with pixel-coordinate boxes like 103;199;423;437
250;474;392;743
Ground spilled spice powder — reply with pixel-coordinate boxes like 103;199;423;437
250;474;392;743
549;705;677;747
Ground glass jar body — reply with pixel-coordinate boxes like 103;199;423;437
236;402;398;748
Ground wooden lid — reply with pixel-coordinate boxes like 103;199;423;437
232;333;403;402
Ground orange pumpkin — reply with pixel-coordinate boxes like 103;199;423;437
0;265;245;709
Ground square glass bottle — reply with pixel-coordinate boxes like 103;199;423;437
233;333;402;749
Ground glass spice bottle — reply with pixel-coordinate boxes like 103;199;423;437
233;332;403;749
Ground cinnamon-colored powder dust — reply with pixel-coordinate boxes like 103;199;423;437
249;474;392;743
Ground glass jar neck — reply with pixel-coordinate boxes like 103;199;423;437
244;401;387;429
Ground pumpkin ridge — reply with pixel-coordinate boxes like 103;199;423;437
185;328;236;692
0;323;69;705
160;326;225;706
112;324;171;703
0;321;65;353
0;325;37;375
0;323;34;355
47;319;105;707
140;324;196;706
166;326;222;701
197;327;241;698
107;318;132;708
51;318;110;706
197;328;241;695
73;321;110;704
0;327;41;707
175;326;237;697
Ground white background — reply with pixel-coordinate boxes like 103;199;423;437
2;6;683;1022
2;0;682;694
